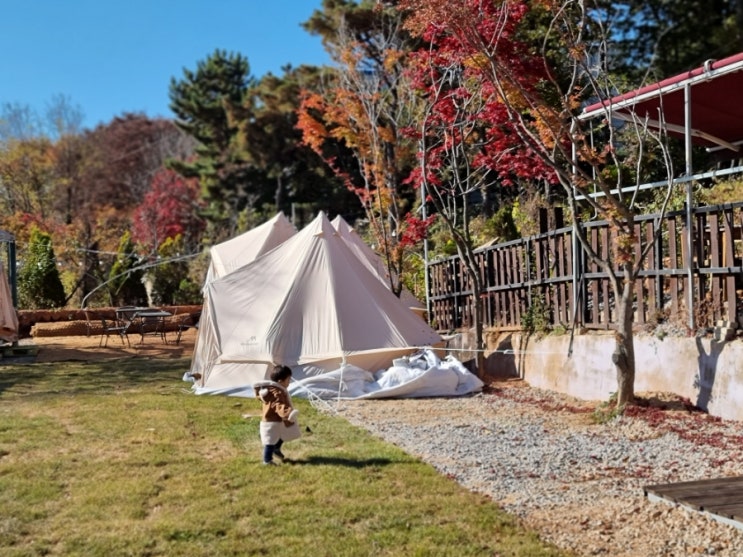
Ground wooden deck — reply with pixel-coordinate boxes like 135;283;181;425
645;476;743;529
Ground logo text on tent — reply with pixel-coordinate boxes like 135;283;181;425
240;336;258;349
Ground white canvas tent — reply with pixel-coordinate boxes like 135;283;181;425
0;261;18;343
203;211;296;285
192;212;296;389
331;215;425;313
190;212;443;396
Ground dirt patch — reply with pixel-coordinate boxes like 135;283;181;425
19;327;198;363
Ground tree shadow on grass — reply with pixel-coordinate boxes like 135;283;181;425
0;356;192;397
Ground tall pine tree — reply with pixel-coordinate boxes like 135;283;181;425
168;50;257;236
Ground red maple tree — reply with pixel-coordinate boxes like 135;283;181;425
131;168;204;255
400;0;555;365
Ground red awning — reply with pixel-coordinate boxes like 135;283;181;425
580;52;743;152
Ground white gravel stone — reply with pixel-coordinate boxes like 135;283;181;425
329;382;743;557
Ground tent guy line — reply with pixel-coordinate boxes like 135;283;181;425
438;346;574;356
212;344;569;363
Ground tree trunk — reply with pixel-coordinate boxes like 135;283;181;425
612;275;636;407
463;254;485;376
453;236;485;377
275;174;283;212
471;279;484;375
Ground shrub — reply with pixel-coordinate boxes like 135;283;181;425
17;227;66;309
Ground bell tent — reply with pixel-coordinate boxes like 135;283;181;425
203;211;296;285
189;212;442;396
331;215;425;314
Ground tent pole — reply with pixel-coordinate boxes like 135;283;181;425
7;236;16;308
337;354;347;409
571;121;578;328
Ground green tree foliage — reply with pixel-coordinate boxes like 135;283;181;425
168;50;257;233
300;0;425;295
147;235;192;306
607;0;743;81
247;68;357;219
17;227;66;309
108;231;147;307
0;138;55;218
168;49;353;243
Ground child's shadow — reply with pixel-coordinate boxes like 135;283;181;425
289;456;395;468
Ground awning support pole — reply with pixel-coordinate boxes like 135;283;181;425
684;83;695;331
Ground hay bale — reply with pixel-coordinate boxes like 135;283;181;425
31;320;93;338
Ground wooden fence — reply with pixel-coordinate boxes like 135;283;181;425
427;202;743;333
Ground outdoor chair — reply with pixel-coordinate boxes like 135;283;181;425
84;310;131;348
99;317;131;347
135;311;169;344
115;306;142;327
175;310;201;345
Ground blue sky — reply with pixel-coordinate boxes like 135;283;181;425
1;1;331;129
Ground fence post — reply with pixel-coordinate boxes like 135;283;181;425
571;220;582;328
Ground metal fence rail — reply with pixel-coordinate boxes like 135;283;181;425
428;202;743;332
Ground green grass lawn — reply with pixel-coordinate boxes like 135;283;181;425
0;356;570;556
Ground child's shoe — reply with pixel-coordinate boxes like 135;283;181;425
262;460;277;466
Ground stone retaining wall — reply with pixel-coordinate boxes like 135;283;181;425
479;330;743;422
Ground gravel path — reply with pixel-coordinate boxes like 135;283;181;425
329;381;743;556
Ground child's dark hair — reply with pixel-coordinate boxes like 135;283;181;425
270;365;292;383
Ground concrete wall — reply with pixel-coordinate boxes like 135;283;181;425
452;330;743;422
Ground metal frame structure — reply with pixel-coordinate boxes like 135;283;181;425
0;230;17;308
578;51;743;330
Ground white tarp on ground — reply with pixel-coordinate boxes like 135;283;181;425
289;349;484;400
185;349;483;399
0;261;18;343
190;212;443;394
